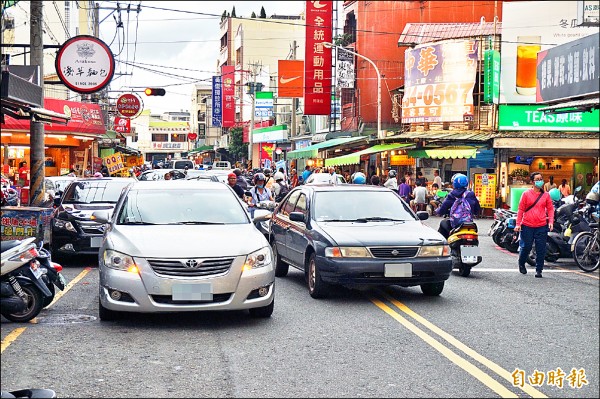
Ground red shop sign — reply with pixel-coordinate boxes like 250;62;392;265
188;133;198;141
116;93;143;118
114;116;131;133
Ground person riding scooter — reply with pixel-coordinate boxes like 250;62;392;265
435;173;481;238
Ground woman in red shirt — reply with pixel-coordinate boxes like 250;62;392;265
514;172;555;278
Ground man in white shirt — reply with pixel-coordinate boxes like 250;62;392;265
433;169;443;188
410;180;429;211
384;170;398;190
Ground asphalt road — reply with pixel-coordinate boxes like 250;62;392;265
1;216;598;398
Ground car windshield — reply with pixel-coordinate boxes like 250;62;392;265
314;190;415;222
116;189;249;225
62;179;132;204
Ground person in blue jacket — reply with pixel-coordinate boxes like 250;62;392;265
435;173;481;238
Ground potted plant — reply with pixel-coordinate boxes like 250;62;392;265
509;168;530;184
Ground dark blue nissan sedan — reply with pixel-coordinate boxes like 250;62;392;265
269;184;452;298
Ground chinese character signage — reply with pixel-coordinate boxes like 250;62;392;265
255;91;274;118
499;105;599;131
473;173;497;209
304;0;333;115
402;40;478;123
337;49;355;89
484;50;501;104
500;1;599;104
221;65;235;128
103;152;126;175
536;33;599;103
114;116;131;134
151;142;185;150
278;60;304;98
212;75;222;127
115;93;142;118
55;35;115;94
1;207;53;244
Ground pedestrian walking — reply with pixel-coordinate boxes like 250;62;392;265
515;172;555;278
558;179;571;197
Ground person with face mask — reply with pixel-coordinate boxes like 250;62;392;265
514;172;555;278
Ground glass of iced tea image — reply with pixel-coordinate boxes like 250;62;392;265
516;36;541;95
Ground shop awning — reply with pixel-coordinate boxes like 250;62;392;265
407;146;479;159
286;136;368;159
188;145;214;154
115;145;141;156
325;143;413;167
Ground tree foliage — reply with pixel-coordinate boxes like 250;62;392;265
231;6;236;17
260;6;266;18
221;10;227;22
228;127;247;162
251;11;256;18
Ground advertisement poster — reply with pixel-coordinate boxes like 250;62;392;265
403;40;478;123
212;75;222;127
260;143;274;166
221;65;235;128
104;152;126;175
1;207;53;244
304;0;333;115
278;60;304;98
473;173;497;209
500;0;599;104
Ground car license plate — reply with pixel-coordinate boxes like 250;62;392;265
460;245;480;263
30;262;43;279
172;283;213;301
90;236;103;248
384;263;412;278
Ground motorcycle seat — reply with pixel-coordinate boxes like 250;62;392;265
0;240;23;253
449;222;478;236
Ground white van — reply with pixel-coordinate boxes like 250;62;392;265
169;160;194;170
212;161;232;170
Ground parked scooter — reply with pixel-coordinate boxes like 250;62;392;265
447;221;482;277
488;208;517;248
1;238;53;322
34;242;66;308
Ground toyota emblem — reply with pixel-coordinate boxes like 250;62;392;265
391;250;399;256
185;259;199;268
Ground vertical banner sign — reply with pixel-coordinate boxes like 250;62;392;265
337;49;355;89
260;143;274;166
278;60;305;98
221;65;235;128
484;49;501;104
113;116;131;134
402;40;478;123
212;75;222;127
103;152;126;175
255;91;274;118
304;0;333;115
473;173;497;209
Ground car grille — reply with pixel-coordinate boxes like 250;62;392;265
368;246;419;258
147;257;234;277
77;220;105;235
151;293;232;304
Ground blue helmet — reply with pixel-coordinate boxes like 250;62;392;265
452;173;468;189
352;172;366;184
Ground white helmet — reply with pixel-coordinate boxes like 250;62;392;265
274;172;285;181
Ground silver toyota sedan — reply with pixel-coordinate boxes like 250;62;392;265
92;180;274;320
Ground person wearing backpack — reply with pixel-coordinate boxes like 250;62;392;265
273;172;290;202
514;172;555;278
435;173;481;239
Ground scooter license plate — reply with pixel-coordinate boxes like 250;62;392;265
30;262;43;279
460;245;479;263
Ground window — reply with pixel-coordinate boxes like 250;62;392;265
294;194;307;217
152;134;168;142
171;133;186;142
281;190;301;216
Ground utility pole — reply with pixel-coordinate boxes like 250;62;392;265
29;0;44;206
290;41;297;144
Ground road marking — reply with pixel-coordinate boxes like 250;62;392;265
473;269;573;273
1;327;27;354
368;295;521;398
376;290;548;398
46;267;93;309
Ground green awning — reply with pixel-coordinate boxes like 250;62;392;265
188;145;214;154
286;136;368;159
407;146;478;159
325;143;413;167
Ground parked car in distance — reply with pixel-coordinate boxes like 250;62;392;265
212;161;232;170
51;177;135;260
45;175;77;198
304;172;346;185
269;184;452;298
165;159;194;170
92;180;275;320
137;169;187;181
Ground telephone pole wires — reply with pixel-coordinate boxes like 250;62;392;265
29;0;45;206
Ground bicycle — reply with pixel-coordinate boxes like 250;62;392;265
571;222;599;272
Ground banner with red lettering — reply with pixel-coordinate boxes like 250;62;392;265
221;65;235;127
304;0;333;115
113;116;131;134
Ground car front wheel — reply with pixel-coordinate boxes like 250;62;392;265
420;281;444;296
98;298;121;321
249;299;274;318
271;241;289;277
307;253;329;299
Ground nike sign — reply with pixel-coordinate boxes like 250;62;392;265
311;1;327;8
279;76;301;84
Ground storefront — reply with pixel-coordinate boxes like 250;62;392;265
286;136;369;172
1;98;106;183
325;143;414;177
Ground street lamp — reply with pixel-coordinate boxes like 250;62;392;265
323;42;382;139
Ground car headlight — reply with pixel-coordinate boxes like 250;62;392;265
54;219;76;232
324;247;371;258
243;246;272;271
417;245;450;257
103;249;138;273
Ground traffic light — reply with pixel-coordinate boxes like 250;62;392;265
144;88;166;96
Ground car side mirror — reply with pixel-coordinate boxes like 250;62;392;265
289;212;305;223
416;211;429;221
91;210;111;224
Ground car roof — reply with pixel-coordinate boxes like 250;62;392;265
130;180;229;190
73;177;134;182
299;184;391;192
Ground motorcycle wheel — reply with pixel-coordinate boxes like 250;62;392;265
457;263;471;277
526;242;556;266
2;284;44;322
42;283;55;308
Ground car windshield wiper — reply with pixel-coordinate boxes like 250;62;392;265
62;200;86;204
320;219;359;222
354;217;407;222
168;221;225;225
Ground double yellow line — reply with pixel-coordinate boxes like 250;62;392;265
369;289;547;398
1;267;92;354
